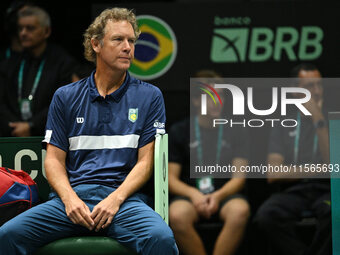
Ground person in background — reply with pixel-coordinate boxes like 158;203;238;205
0;6;77;137
168;70;250;255
254;63;331;255
0;0;34;61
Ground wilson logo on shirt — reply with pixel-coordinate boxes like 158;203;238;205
128;108;138;123
76;117;84;124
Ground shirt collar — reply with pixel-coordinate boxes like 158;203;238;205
89;70;130;102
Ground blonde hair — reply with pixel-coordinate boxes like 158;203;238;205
83;8;140;63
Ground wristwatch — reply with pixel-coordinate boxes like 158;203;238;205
314;119;326;129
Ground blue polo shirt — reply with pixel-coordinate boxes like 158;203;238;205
43;71;166;188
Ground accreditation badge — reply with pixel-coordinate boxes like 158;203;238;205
196;176;214;194
20;99;32;120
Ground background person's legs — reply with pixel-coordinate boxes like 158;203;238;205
253;192;308;255
213;198;250;255
305;191;332;255
169;199;206;255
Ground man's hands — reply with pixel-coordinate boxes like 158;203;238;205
91;195;122;232
303;98;324;123
64;195;94;231
9;122;31;137
61;141;154;231
189;190;220;219
64;192;122;232
205;193;219;216
190;189;209;218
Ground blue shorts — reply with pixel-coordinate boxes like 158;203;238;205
0;184;178;255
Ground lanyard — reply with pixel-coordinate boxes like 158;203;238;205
194;116;223;165
294;112;318;164
5;48;11;59
18;59;45;102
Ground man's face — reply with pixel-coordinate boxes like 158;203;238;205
298;69;323;104
18;16;49;49
96;20;136;71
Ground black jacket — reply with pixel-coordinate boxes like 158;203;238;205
0;43;77;136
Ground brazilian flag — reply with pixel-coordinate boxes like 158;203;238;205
130;15;177;80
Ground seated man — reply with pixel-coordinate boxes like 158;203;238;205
0;6;77;137
0;8;178;255
254;63;331;255
169;70;250;255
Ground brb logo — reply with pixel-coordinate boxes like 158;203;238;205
199;83;311;128
210;16;323;63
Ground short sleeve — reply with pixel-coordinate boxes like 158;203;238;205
42;88;69;152
138;87;166;148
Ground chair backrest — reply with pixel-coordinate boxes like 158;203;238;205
0;135;169;224
329;112;340;255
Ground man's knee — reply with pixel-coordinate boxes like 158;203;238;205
0;226;19;255
153;229;178;254
254;204;278;232
169;201;196;232
0;227;8;244
145;225;178;255
0;219;21;241
222;199;250;227
169;210;194;232
0;228;7;255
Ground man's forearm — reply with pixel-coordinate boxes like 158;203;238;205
169;174;200;200
311;108;329;164
315;127;330;164
109;142;155;205
212;158;248;201
110;159;153;205
213;178;245;202
45;157;77;203
45;145;94;230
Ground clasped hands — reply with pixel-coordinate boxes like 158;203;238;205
191;191;220;219
64;194;120;232
9;122;31;137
